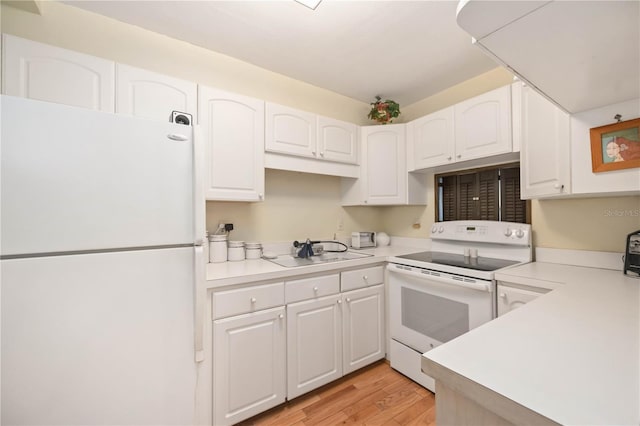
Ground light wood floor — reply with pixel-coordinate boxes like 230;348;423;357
238;361;436;426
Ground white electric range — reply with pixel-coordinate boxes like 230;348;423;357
387;220;532;391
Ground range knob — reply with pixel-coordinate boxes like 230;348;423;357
504;228;513;237
431;226;438;234
516;229;525;238
438;226;445;233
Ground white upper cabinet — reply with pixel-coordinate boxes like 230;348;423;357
454;85;512;162
519;83;571;199
2;34;115;111
199;86;265;202
342;124;427;206
116;64;196;122
363;125;407;205
266;103;358;165
317;116;358;164
265;103;317;158
407;106;455;170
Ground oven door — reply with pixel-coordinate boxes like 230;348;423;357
388;263;494;354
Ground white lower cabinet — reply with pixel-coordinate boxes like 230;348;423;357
287;294;343;399
342;284;385;375
212;281;285;426
212;267;385;424
213;307;286;426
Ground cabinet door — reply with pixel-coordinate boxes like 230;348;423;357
454;85;512;161
199;86;265;201
2;34;115;111
213;307;286;426
287;294;342;399
520;84;571;199
116;64;196;122
265;103;317;159
362;124;407;205
342;285;385;375
317;116;358;164
407;107;455;170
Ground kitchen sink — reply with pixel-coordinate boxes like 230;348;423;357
265;251;373;268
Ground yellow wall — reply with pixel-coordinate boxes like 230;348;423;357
206;169;383;242
532;196;640;253
3;1;638;253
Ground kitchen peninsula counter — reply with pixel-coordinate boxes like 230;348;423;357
205;243;426;289
422;262;639;425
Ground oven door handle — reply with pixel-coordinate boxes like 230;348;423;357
387;264;492;292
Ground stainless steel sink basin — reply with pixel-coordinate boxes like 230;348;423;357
265;251;373;268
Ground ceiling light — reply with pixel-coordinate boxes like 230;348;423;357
294;0;322;10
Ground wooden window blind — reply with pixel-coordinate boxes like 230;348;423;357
436;164;528;224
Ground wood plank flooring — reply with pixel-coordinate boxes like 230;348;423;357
238;361;436;426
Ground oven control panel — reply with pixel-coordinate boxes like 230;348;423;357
430;220;531;246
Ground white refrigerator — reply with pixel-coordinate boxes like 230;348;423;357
1;96;206;425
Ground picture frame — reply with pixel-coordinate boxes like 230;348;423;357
590;118;640;173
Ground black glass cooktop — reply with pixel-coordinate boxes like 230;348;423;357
396;251;519;272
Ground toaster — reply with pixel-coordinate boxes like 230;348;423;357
351;232;376;249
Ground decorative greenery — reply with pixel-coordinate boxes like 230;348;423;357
368;96;401;124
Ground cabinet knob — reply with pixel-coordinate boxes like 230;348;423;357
499;293;506;299
312;151;317;156
447;156;452;161
363;275;368;281
337;299;342;304
278;314;284;319
553;183;564;190
313;286;319;292
457;154;462;159
259;193;264;199
320;152;325;157
346;297;351;303
364;200;368;204
250;297;257;303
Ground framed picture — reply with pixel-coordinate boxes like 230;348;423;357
590;118;640;173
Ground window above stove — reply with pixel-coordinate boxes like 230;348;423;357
436;163;530;224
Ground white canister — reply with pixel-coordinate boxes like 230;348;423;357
227;241;245;261
245;242;263;260
209;234;228;263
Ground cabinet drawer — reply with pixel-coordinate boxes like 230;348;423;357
285;274;339;304
213;282;284;319
341;266;384;291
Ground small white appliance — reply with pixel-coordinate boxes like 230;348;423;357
351;231;376;248
1;96;206;425
387;220;532;392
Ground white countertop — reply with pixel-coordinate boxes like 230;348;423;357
423;262;639;425
205;244;424;289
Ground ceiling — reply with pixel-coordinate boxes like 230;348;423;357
62;0;499;107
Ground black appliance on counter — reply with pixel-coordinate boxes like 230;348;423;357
624;230;640;277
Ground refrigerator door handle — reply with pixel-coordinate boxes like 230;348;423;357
193;125;206;246
194;245;206;362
